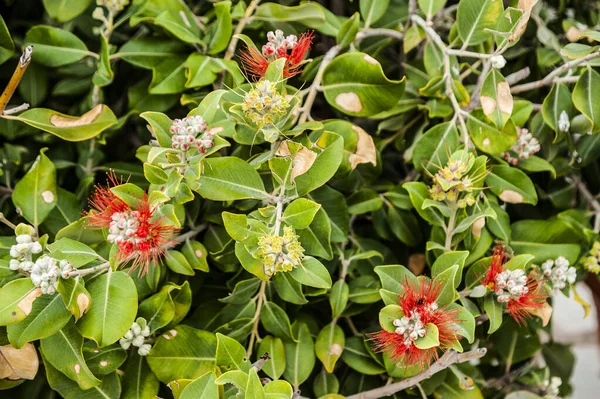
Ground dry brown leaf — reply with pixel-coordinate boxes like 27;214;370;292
335;92;363;113
498;189;524;204
472;217;486;238
277;141;318;182
348;125;377;169
480;96;497;116
18;288;42;316
509;0;539;42
408;253;426;276
76;292;90;319
0;343;39;380
565;26;583;42
496;81;513;115
50;104;104;128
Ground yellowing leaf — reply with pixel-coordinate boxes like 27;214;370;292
509;0;539;42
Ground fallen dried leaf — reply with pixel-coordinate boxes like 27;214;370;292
0;343;39;380
348;125;377;169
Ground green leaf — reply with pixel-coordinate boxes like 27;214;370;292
374;264;416;295
258;336;286;380
246;368;266;399
260;301;295;341
347;189;383;214
207;1;232;54
197;157;268;201
40;320;101;390
151;2;203;45
486;165;537;205
0;278;40;326
432;264;459;306
220;278;261;305
572;67;600;133
322;52;406;117
180;372;218;399
12;149;56;227
387;206;422;247
44;358;120;399
93;35;114;87
418;0;447;21
360;0;390;26
43;0;93;23
413;122;459;174
414;323;440;349
297;208;333;260
121;353;160;399
7;293;71;348
341;336;385;375
337;12;360;47
165;250;195;276
147;325;217;383
456;0;504;46
273;272;308;305
282;199;321;230
25;25;92;67
138;285;177;333
295;132;344;196
254;2;326;26
0;15;15;65
283;322;315;387
216;333;250;372
76;270;138;347
467;108;518;154
542;83;572;139
448;303;476;344
315;322;345;373
403;182;445;226
181;240;210;272
330;280;349;319
82;343;127;376
480;70;513;129
214;370;248;391
6;104;118;142
289;256;333;289
56;277;91;321
48;237;98;268
484;295;503;333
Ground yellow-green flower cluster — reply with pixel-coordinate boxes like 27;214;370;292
242;80;290;128
256;226;304;276
428;159;475;208
97;0;129;12
582;241;600;274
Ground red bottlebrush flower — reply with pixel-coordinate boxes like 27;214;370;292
370;279;460;371
86;173;179;276
239;30;314;79
482;243;547;325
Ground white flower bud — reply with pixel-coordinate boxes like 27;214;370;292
491;55;507;69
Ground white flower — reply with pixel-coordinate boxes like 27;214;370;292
138;344;152;356
558;111;570;132
491;55;506;69
393;311;428;346
495;269;528;302
120;318;152;353
542;256;577;291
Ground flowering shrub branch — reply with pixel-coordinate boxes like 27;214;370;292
1;1;600;399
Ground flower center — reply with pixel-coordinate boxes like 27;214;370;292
257;226;304;276
170;116;214;153
393;311;428;346
107;211;145;244
242;80;290;128
494;269;528;302
262;29;298;58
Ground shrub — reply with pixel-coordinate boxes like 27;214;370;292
0;0;599;398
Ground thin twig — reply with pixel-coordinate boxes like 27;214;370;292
505;67;531;86
0;46;33;114
0;212;17;230
75;262;111;277
224;0;261;60
2;103;30;115
173;224;208;243
355;28;404;43
247;280;267;358
298;44;341;123
510;51;600;94
346;349;487;399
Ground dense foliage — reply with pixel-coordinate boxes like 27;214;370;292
1;0;600;398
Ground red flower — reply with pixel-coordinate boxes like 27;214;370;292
86;173;178;276
370;279;460;370
239;30;314;79
482;244;547;325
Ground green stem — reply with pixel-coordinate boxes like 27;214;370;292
444;208;457;251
